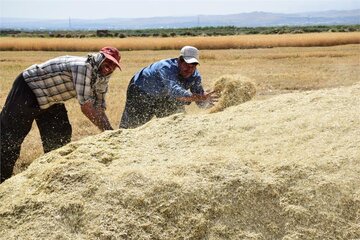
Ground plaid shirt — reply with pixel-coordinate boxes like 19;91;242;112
23;55;110;109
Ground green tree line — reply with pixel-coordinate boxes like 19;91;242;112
1;25;359;38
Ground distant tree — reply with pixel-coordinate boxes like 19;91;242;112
119;33;127;38
96;30;109;37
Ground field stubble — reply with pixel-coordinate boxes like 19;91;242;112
0;42;359;175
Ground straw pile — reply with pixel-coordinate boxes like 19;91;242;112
209;74;256;113
0;83;359;240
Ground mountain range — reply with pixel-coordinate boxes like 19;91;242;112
1;9;359;30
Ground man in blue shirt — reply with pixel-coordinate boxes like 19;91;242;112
120;46;217;129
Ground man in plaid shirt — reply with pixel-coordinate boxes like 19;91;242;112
0;46;121;183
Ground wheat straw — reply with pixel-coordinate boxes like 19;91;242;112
0;32;359;51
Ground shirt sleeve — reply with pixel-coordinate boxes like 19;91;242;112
158;68;192;98
92;77;109;108
72;65;94;105
191;74;209;108
190;74;205;95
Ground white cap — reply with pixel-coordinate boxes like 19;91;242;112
180;46;199;64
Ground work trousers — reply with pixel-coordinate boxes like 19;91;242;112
120;78;186;129
0;74;72;183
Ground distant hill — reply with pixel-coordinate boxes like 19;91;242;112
1;9;359;30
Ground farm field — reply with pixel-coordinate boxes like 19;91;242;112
0;42;359;175
0;32;360;238
1;32;360;51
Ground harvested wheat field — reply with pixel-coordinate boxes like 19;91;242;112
0;80;359;239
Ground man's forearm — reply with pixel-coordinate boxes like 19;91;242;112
91;110;113;131
176;94;206;102
81;101;113;131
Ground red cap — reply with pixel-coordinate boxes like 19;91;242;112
100;46;121;70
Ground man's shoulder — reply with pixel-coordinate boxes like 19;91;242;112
141;58;177;76
23;56;89;76
35;56;87;68
156;58;177;70
157;58;176;65
62;56;87;64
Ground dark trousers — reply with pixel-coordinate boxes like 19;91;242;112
120;78;185;129
0;74;72;183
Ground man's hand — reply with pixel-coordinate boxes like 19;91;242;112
176;90;219;103
202;90;219;104
194;90;219;108
80;101;113;131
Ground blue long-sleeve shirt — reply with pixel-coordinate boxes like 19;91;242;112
133;58;204;99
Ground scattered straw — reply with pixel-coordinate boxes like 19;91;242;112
209;74;256;113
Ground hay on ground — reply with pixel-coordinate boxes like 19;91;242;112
0;83;359;239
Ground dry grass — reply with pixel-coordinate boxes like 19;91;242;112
0;32;359;51
0;43;359;175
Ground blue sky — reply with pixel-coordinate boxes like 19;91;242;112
1;0;359;19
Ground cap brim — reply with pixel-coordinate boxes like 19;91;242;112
183;57;199;64
103;53;122;70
